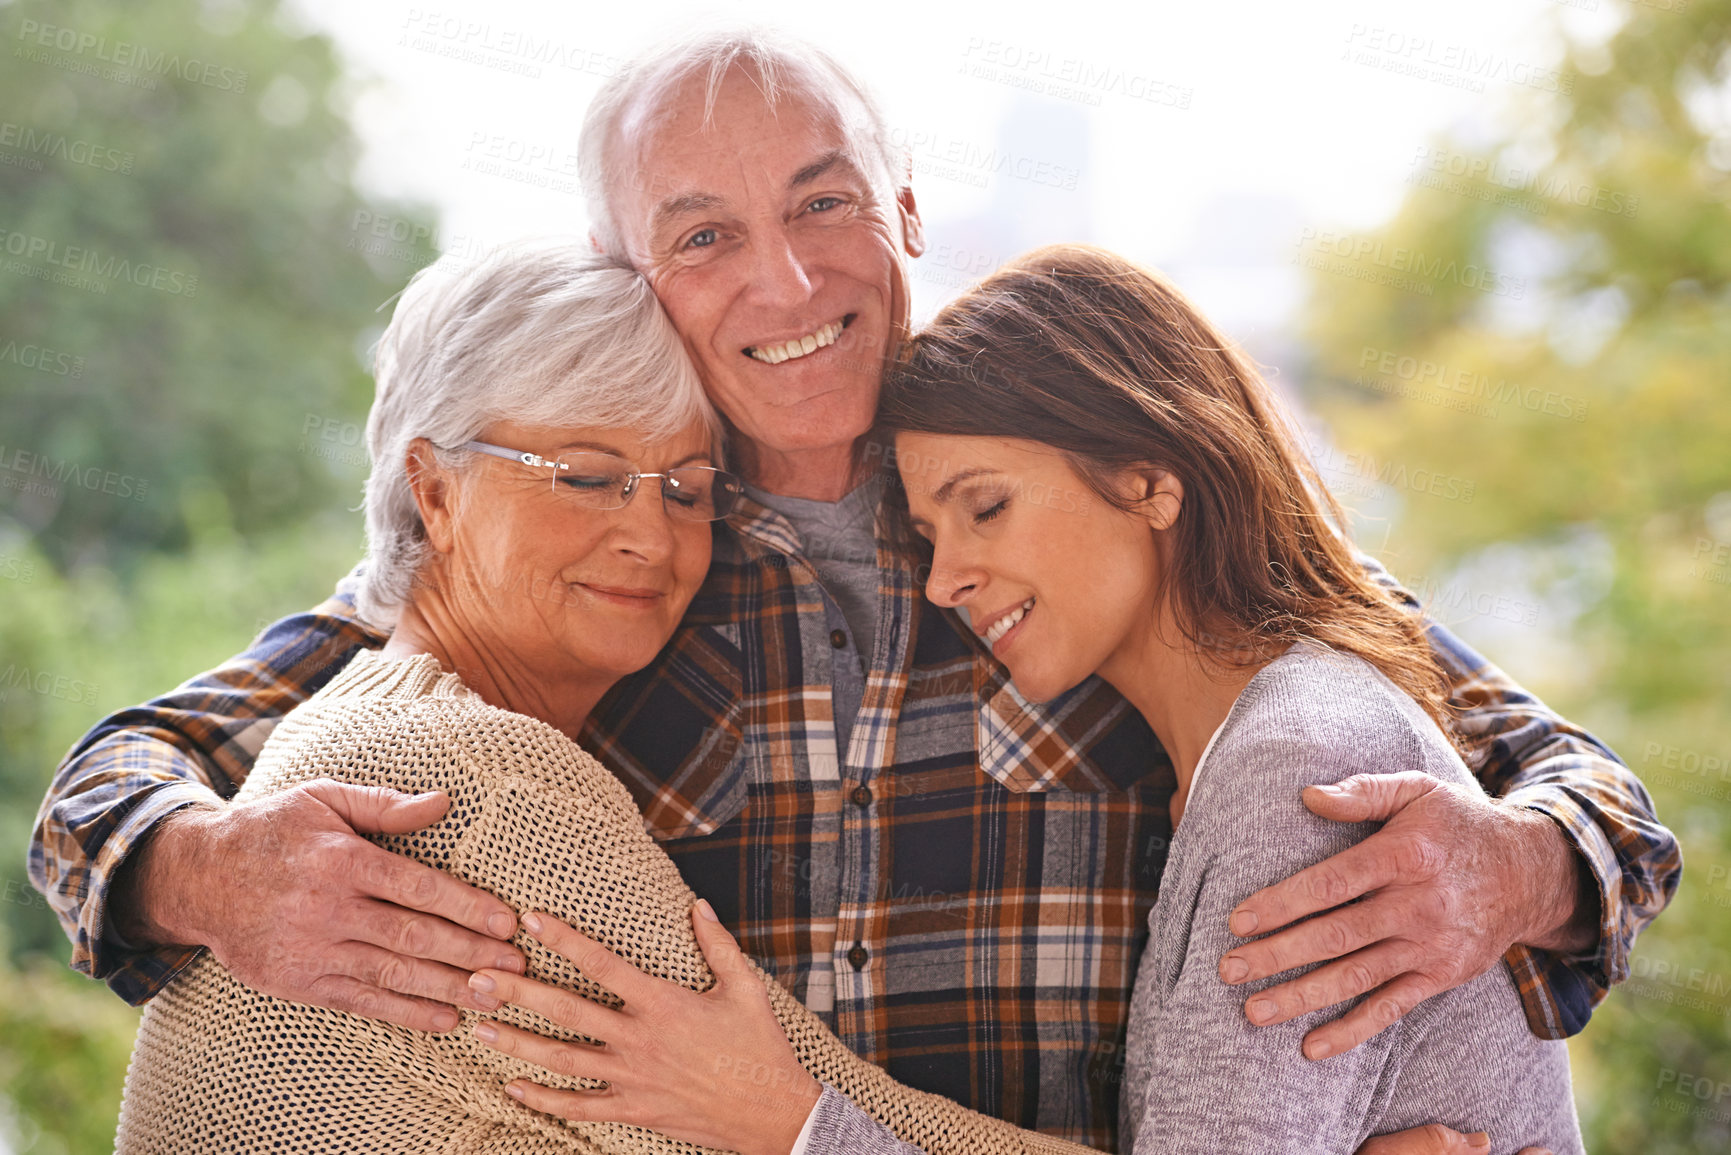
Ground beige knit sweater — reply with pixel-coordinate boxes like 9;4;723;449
116;651;1091;1154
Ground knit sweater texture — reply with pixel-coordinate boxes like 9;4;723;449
114;651;1090;1155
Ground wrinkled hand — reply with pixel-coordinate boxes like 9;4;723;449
1217;771;1587;1059
470;903;821;1155
1357;1125;1552;1155
120;779;523;1031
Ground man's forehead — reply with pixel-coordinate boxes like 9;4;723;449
620;64;866;175
629;87;846;166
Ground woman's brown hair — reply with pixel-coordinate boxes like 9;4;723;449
876;243;1458;742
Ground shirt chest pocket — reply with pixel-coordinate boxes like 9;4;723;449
639;729;752;842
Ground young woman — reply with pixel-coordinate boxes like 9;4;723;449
867;243;1584;1155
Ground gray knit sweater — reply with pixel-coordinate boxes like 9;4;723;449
802;644;1584;1155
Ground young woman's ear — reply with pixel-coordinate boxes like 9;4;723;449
1130;468;1184;531
404;438;462;554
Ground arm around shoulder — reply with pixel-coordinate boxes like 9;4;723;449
1360;552;1680;1032
27;579;383;1002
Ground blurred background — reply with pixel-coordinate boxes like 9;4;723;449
1;0;1726;1150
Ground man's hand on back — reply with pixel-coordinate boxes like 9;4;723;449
112;780;524;1031
1215;771;1598;1058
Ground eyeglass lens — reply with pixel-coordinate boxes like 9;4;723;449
551;453;739;521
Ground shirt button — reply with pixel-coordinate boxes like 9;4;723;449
851;784;873;807
830;628;848;649
847;944;869;971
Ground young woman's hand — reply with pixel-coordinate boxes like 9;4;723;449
468;901;822;1155
1356;1125;1552;1155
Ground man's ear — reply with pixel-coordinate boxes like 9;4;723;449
1130;468;1184;531
405;438;461;554
897;184;926;259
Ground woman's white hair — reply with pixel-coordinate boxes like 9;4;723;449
578;25;907;257
356;238;719;627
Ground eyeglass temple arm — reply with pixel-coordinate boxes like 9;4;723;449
461;440;569;470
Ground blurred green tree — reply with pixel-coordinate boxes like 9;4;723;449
1300;2;1731;1152
0;0;436;1148
0;0;435;571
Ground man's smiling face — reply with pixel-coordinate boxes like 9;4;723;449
608;66;924;487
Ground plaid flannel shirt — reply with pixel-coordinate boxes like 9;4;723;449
31;491;1679;1148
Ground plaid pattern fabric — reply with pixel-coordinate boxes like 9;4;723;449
31;490;1678;1148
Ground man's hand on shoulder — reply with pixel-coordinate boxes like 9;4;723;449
1214;770;1598;1058
112;780;524;1031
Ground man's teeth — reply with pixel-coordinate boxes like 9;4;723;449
985;599;1035;645
747;320;844;364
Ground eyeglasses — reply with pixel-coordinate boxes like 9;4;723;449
462;440;744;523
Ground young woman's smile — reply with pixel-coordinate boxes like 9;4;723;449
896;432;1170;703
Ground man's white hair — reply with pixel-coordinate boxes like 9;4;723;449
578;25;908;257
357;238;719;626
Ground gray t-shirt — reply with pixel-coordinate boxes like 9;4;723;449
745;475;884;757
796;643;1584;1155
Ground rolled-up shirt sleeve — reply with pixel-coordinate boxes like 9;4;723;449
27;575;384;1003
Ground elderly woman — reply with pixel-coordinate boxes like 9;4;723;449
112;240;1093;1155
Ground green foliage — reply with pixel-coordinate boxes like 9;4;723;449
0;0;432;1147
0;0;435;572
1302;3;1731;1152
0;962;140;1154
0;516;367;1151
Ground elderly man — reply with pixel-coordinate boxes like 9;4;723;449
32;26;1673;1152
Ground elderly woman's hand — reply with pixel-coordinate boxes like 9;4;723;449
469;901;822;1155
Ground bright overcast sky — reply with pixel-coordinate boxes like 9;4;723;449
285;0;1623;344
